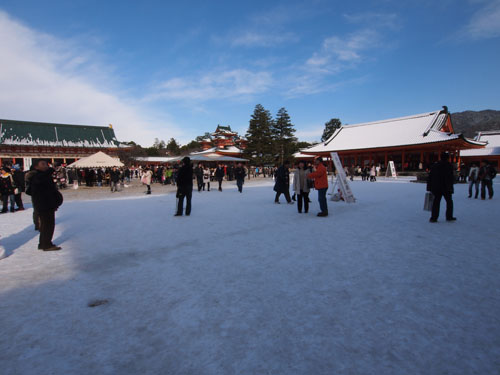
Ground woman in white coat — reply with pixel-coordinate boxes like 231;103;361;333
293;160;310;213
203;167;211;191
141;168;153;194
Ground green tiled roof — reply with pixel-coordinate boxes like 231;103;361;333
0;119;120;148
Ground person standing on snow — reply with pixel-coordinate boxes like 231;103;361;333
478;159;496;200
203;166;211;191
427;152;456;222
468;162;480;199
141;167;153;195
234;162;246;193
0;166;16;213
11;165;25;211
274;161;293;204
25;167;40;230
215;164;225;191
293;160;310;213
110;166;121;193
194;163;204;192
175;157;193;216
29;160;63;251
307;157;329;216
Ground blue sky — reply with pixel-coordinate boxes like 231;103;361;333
0;0;499;146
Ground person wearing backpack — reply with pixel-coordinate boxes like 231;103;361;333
479;160;497;200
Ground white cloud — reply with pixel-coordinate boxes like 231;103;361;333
464;0;500;39
0;11;180;147
150;69;273;101
285;28;380;97
230;31;298;47
307;29;380;68
343;12;400;29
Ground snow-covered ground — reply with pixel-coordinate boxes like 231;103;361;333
1;179;499;375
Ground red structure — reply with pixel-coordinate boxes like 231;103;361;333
303;107;486;171
201;125;247;151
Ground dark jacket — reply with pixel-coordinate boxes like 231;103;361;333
479;164;497;181
194;166;204;181
427;160;454;194
176;164;193;194
110;169;121;183
12;170;26;192
234;167;246;181
0;174;15;195
30;168;63;211
273;165;290;193
215;167;225;180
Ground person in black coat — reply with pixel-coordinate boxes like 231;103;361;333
427;152;456;222
215;164;225;191
274;161;292;204
175;157;193;216
234;163;246;193
12;165;25;210
0;166;16;213
30;160;63;250
194;163;204;192
109;167;121;192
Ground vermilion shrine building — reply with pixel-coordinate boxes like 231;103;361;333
303;108;486;171
460;130;500;168
200;125;247;153
0;119;122;170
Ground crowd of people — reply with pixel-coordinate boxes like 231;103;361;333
1;156;497;251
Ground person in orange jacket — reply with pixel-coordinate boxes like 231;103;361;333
307;157;329;216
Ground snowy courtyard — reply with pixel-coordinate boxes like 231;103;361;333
1;179;499;375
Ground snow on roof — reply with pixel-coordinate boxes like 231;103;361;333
293;152;316;159
0;119;121;148
461;130;500;157
135;156;178;162
191;147;217;155
219;146;243;154
304;109;483;154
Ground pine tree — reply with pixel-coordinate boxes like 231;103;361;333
321;118;342;142
245;104;274;165
271;107;296;165
166;138;181;156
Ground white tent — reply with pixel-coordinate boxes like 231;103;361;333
67;151;124;168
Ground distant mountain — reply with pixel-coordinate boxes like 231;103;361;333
451;110;500;138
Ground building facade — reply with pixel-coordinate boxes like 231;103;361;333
303;107;486;172
460;130;500;168
0;119;122;170
200;125;247;151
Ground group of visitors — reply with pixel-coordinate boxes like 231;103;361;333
1;160;64;251
274;158;329;217
427;153;497;223
467;160;497;200
344;165;380;181
1;165;25;213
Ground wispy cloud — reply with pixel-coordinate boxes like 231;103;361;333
463;0;500;39
285;28;380;97
343;12;400;29
230;31;298;47
149;69;273;101
0;10;181;146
